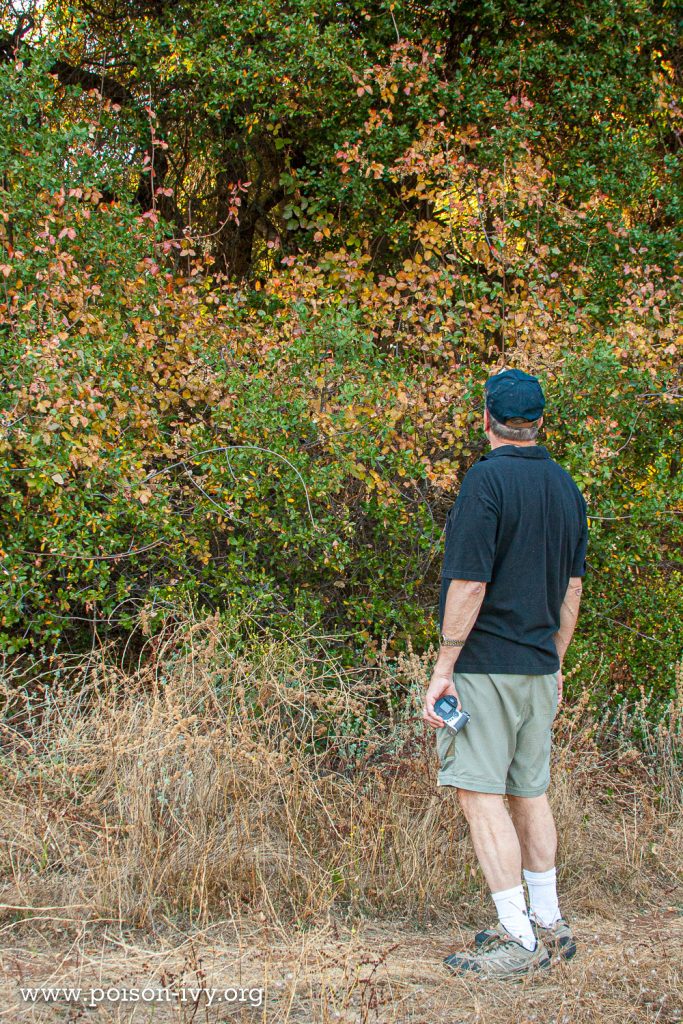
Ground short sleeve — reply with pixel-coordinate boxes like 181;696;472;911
442;488;499;583
571;496;589;577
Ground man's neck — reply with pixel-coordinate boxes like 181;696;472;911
487;435;538;451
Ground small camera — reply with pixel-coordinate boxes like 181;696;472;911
434;695;470;735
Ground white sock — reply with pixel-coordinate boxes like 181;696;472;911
491;884;536;951
523;867;561;928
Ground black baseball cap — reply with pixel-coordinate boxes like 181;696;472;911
485;368;545;423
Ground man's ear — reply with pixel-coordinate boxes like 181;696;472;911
538;415;544;429
484;407;490;430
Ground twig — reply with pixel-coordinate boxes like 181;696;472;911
18;540;165;561
142;444;318;528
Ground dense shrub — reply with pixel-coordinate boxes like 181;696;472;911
0;43;681;715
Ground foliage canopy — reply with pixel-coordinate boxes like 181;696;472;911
0;0;681;713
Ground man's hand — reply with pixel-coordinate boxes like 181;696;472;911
423;672;460;729
557;667;563;707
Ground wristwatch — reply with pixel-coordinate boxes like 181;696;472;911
440;633;466;647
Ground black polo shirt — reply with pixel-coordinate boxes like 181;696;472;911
439;444;588;674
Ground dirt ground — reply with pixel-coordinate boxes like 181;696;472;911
2;907;681;1023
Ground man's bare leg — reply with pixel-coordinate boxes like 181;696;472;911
507;794;561;927
456;789;536;948
506;794;557;871
456;790;521;890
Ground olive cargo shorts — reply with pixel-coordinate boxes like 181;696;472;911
436;671;560;797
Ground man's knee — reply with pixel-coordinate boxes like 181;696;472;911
507;793;552;817
456;788;505;819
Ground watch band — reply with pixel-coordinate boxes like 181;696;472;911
440;634;466;647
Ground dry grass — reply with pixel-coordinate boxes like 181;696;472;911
0;616;681;1022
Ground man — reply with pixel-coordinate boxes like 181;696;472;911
423;368;588;979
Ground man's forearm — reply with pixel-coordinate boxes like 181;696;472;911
435;578;487;674
553;577;583;665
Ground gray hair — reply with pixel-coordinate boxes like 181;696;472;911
488;412;541;442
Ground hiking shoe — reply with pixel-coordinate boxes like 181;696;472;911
474;917;577;961
444;927;550;979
